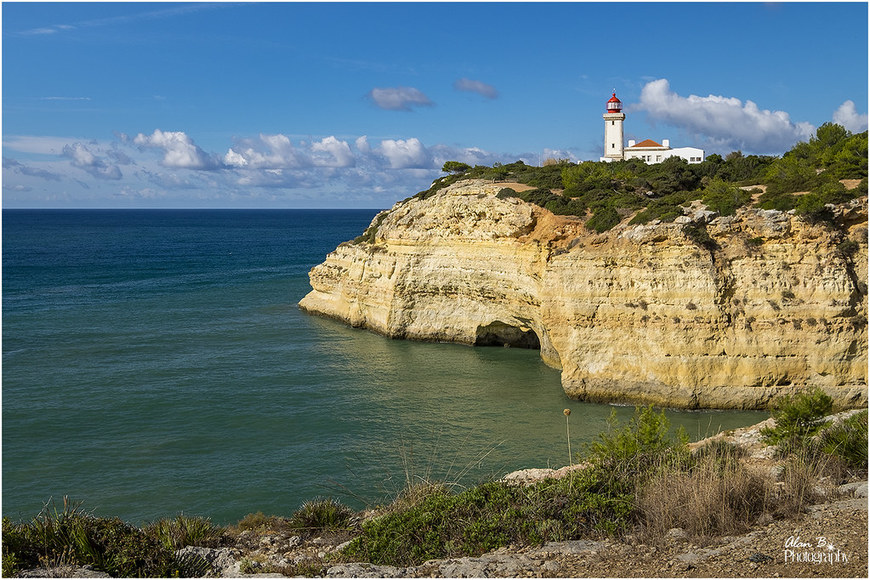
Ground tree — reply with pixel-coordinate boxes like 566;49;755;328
717;152;775;183
701;178;751;216
813;122;850;152
830;132;868;178
562;161;612;192
763;154;819;195
441;161;471;174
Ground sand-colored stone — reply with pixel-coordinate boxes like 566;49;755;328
299;180;868;410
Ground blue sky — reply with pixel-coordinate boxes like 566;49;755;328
3;2;868;209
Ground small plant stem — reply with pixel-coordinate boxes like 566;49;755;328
566;414;572;466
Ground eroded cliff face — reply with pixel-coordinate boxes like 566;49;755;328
299;180;868;410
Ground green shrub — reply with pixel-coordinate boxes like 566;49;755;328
816;410;868;469
701;179;751;215
2;516;32;577
757;191;799;211
555;198;590;218
342;485;453;566
691;439;746;472
628;192;693;225
342;411;695;568
584;406;690;479
2;498;185;577
794;193;834;223
442;161;471;174
586;206;620;233
561;161;612;192
145;514;224;551
235;511;277;532
342;470;634;567
761;388;834;455
764;154;822;196
353;211;389;245
517;187;559;207
289;498;355;534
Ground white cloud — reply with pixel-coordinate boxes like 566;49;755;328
224;133;305;169
134;129;218;169
355;135;372;154
429;144;503;168
62;142;123;180
64;142;96;166
378;138;433;169
40;96;92;101
454;78;498;99
368;87;433;111
3;128;531;209
833;100;868;133
636;79;815;154
310;136;355;167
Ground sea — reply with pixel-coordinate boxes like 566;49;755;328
2;209;765;525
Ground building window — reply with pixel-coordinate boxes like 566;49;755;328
611;143;615;148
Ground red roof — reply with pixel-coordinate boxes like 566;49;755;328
627;139;664;149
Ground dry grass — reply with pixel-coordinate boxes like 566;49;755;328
639;458;772;540
772;451;844;517
637;437;849;543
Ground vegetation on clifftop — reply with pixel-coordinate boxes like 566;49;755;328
411;123;867;234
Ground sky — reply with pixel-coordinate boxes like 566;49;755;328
2;1;868;209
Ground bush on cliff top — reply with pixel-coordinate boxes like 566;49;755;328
761;388;868;470
341;468;634;566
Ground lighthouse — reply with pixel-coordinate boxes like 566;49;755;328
603;92;625;161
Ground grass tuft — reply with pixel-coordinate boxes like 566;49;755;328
144;514;224;551
289;498;355;534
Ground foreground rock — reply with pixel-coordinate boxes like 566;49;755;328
300;180;867;410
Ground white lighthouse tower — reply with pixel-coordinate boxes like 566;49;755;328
602;92;625;161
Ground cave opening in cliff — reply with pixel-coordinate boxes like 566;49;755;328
474;321;541;349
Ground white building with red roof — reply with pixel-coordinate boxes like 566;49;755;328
599;92;705;164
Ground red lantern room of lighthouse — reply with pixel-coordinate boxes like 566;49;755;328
606;92;622;113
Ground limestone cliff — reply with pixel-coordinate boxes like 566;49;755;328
299;180;868;410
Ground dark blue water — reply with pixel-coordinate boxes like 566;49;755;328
2;209;764;525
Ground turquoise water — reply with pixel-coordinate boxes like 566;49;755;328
2;210;765;525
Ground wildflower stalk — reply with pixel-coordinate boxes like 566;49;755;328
564;408;572;465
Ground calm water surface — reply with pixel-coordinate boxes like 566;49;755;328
2;210;764;525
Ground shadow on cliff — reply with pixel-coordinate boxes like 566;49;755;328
474;321;541;349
